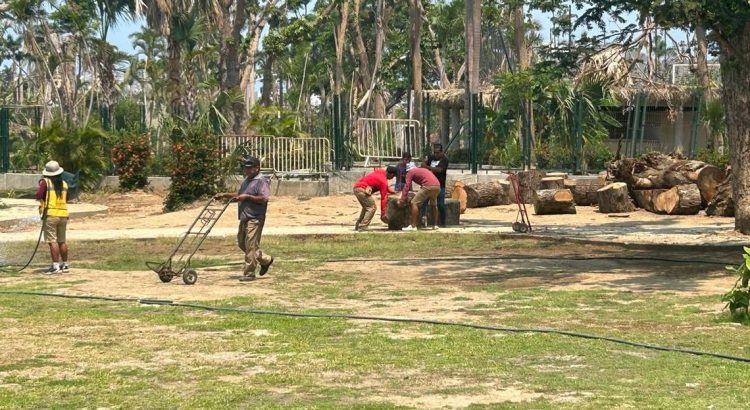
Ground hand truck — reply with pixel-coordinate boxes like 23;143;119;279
508;173;532;233
146;198;232;285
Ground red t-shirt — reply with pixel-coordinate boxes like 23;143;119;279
354;169;392;216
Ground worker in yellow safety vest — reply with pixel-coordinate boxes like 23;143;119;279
35;160;70;274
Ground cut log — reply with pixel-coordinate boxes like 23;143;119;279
706;175;734;217
422;198;461;226
695;165;727;204
652;184;701;215
597;182;636;213
533;189;576;215
633;189;668;213
571;177;603;206
450;181;468;214
545;172;568;179
540;177;564;189
465;181;511;208
515;170;546;203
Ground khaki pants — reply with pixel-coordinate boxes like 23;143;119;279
353;187;376;229
412;185;440;207
237;219;273;276
43;216;68;243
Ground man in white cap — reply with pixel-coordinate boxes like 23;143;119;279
35;160;70;274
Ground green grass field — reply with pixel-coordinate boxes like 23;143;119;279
1;234;748;408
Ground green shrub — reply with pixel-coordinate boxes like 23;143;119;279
696;148;729;169
20;120;110;189
111;134;151;191
722;247;750;323
163;117;226;212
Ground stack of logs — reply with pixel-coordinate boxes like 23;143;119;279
606;153;730;216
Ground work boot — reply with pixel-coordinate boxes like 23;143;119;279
259;257;274;276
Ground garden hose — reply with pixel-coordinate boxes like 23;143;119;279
0;215;46;273
1;290;749;364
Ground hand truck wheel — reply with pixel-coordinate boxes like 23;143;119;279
158;269;174;283
512;222;529;233
182;269;198;285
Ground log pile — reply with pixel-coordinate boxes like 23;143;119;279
597;182;636;213
465;180;511;208
706;175;734;217
533;189;576;215
608;152;726;204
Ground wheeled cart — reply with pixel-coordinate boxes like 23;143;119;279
508;173;533;233
146;198;231;285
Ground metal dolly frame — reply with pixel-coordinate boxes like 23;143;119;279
508;173;532;233
146;198;232;285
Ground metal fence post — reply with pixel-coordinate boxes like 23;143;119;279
574;94;583;174
333;94;344;170
470;93;479;174
689;91;703;158
0;107;9;173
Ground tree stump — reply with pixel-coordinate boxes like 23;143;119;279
706;175;734;217
515;170;546;203
633;189;669;213
533;189;576;215
386;194;414;230
465;181;510;208
423;198;461;226
540;177;564;189
597;182;636;213
652;184;701;215
450;181;468;214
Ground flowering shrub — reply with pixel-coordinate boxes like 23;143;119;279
163;119;226;212
111;134;151;191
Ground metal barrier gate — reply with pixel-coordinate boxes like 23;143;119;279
354;118;424;166
222;135;331;176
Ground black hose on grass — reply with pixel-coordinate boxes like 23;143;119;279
1;290;749;364
0;221;46;273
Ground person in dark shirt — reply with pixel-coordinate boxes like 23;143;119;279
214;157;274;282
420;144;449;226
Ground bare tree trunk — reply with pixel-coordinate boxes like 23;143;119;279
513;5;535;167
167;36;183;115
695;23;723;153
409;0;423;136
218;0;247;134
334;2;349;96
465;0;481;94
719;23;750;234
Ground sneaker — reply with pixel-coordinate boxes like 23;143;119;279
431;225;439;230
45;265;62;275
239;275;256;282
61;263;69;273
259;257;274;276
401;225;417;231
355;226;369;232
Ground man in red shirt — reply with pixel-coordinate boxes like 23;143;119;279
397;164;441;231
353;166;397;231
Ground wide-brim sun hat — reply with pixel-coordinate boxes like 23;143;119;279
42;160;64;176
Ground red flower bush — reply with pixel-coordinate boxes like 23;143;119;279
111;134;151;191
